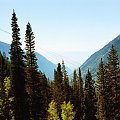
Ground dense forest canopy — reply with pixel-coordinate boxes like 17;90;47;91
0;11;120;120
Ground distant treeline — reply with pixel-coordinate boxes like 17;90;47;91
0;11;120;120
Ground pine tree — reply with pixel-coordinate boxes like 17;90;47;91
78;68;84;120
72;68;84;120
84;69;97;120
72;69;78;120
62;60;70;102
52;63;63;118
10;10;29;120
105;45;120;120
25;22;38;71
96;58;106;120
25;22;41;120
39;72;52;119
73;69;78;93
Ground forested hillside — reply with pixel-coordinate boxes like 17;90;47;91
0;11;120;120
81;35;120;79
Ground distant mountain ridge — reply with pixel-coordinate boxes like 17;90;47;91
0;41;56;80
0;41;10;57
0;41;72;80
2;34;119;81
80;35;120;79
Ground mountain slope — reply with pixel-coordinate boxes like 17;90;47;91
0;41;57;79
0;41;72;80
0;41;10;57
36;52;56;79
80;35;120;79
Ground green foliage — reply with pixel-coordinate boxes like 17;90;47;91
78;67;84;120
10;10;29;120
0;52;10;80
105;45;120;119
73;69;78;93
0;77;13;119
84;69;97;120
4;77;11;96
25;23;51;119
25;22;38;70
48;100;75;120
48;100;60;120
61;101;75;120
62;61;70;102
1;11;120;120
0;51;11;119
96;45;120;120
52;63;63;115
96;59;106;120
72;68;84;120
38;72;51;119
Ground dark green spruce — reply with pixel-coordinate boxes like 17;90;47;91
84;69;97;120
9;10;29;120
72;68;84;120
25;22;41;120
62;60;70;102
52;63;63;118
96;58;106;120
105;45;120;120
78;68;84;120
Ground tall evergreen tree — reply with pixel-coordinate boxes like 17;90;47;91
52;63;63;118
96;58;106;120
73;69;78;94
72;68;84;120
72;69;78;120
38;72;51;119
25;22;41;120
25;22;38;70
10;10;29;120
84;69;97;120
78;68;84;120
105;45;120;120
62;60;70;102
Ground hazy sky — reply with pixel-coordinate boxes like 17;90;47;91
0;0;120;69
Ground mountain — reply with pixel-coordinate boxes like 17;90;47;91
1;34;120;80
0;41;72;80
80;35;120;79
0;41;10;57
0;41;70;80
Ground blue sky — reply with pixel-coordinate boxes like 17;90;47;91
0;0;120;69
